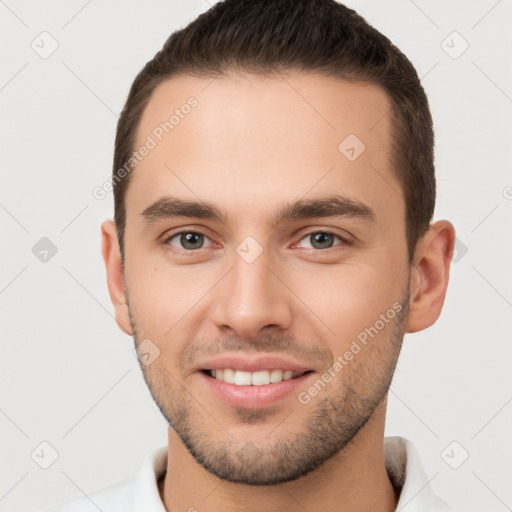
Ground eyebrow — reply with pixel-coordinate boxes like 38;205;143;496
140;194;376;227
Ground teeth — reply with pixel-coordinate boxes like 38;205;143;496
223;368;235;384
209;368;301;386
252;370;270;386
270;369;283;383
234;371;252;386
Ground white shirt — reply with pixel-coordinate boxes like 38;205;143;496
42;436;452;511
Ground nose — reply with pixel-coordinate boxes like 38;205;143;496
211;251;293;339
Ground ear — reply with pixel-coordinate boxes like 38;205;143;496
101;220;133;336
406;220;456;333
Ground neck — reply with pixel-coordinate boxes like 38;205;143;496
159;400;398;512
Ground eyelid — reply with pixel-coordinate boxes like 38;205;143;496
293;224;354;241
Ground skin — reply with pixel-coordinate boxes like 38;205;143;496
101;72;455;512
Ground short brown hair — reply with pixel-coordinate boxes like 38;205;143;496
113;0;435;263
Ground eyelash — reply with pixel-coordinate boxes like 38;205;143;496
161;230;352;253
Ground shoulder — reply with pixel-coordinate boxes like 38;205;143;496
40;445;168;512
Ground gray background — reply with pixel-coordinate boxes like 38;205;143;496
1;1;511;511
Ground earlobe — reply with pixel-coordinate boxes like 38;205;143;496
405;220;456;334
101;220;133;336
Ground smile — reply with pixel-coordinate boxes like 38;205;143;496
204;368;311;386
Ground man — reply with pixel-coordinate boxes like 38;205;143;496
44;0;455;510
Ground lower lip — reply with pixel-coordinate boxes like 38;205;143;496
199;371;314;409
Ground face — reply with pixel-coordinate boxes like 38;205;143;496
121;72;411;484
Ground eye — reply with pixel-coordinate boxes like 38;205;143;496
165;231;212;251
297;231;348;250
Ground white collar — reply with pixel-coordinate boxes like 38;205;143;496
384;436;452;511
43;436;451;511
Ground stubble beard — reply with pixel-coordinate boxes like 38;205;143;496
128;290;409;485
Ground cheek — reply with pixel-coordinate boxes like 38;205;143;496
290;262;405;344
125;258;186;336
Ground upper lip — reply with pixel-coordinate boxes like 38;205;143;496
197;354;313;374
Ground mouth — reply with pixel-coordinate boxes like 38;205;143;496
201;368;314;386
196;354;317;409
198;366;316;410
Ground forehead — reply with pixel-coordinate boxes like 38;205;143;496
127;71;402;225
